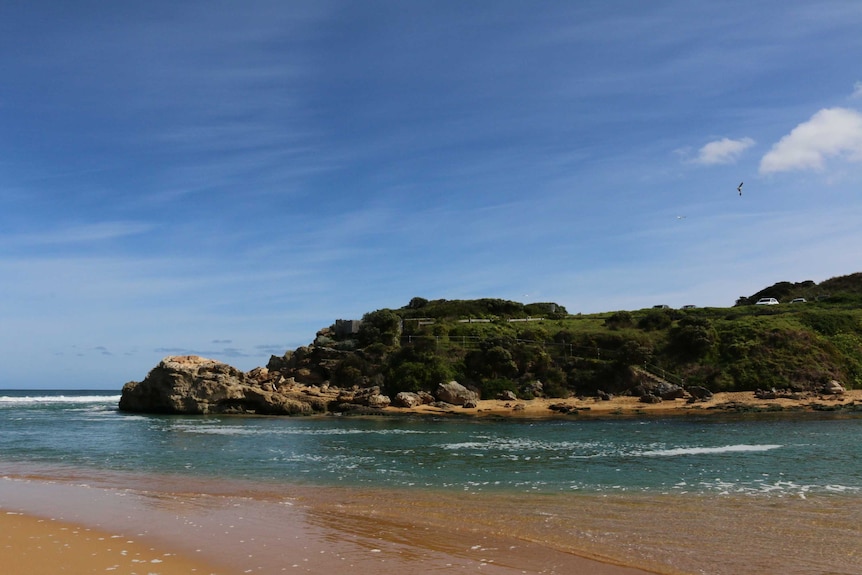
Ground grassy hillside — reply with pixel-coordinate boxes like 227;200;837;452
291;273;862;399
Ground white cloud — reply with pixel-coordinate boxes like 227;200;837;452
693;137;755;165
4;221;152;247
759;107;862;174
853;81;862;99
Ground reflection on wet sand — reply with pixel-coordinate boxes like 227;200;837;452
2;472;861;575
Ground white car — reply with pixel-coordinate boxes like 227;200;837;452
755;297;779;305
790;297;807;304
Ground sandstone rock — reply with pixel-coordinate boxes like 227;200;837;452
522;380;544;397
393;392;424;408
656;382;686;400
639;394;662;404
119;355;321;416
497;390;517;401
824;380;846;395
366;393;392;408
687;386;713;400
435;381;479;406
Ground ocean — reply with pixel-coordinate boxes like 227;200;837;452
2;389;861;574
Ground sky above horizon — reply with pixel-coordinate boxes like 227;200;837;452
3;1;862;388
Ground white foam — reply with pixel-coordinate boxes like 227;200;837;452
640;444;782;457
0;395;120;405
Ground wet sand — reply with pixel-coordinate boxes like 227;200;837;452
0;511;221;575
3;466;862;575
0;475;655;575
5;474;862;575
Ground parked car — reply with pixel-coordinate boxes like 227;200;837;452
790;297;807;303
653;304;670;309
681;304;697;310
755;297;780;305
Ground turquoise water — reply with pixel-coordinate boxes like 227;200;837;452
2;389;861;497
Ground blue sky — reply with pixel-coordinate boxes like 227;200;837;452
2;1;862;389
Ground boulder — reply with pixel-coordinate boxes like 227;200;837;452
393;392;424;408
656;382;686;400
687;386;713;401
366;393;392;409
522;380;544;397
823;380;846;395
435;381;479;406
119;355;321;415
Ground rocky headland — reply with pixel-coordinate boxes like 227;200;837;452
120;276;862;418
119;354;861;418
119;353;483;416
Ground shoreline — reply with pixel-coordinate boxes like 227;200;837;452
5;471;862;575
377;389;862;419
0;475;658;575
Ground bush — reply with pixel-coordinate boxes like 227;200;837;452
669;316;717;360
799;311;861;336
479;378;519;400
604;311;633;329
638;310;672;331
358;309;402;347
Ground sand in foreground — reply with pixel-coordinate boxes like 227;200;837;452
0;512;220;575
0;477;654;575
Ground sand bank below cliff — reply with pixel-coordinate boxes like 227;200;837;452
379;389;862;419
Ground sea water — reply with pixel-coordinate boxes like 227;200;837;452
2;390;862;574
2;390;860;496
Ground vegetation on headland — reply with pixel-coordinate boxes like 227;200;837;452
273;273;862;401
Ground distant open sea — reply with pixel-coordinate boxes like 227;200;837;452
2;389;862;574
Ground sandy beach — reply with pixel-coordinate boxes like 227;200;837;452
0;511;222;575
380;389;862;419
0;475;656;575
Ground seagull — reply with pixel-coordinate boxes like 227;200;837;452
737;181;743;196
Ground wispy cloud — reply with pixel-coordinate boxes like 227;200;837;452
853;81;862;99
692;137;755;165
3;222;152;248
759;107;862;174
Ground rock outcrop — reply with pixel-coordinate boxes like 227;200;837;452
119;355;326;415
435;381;479;406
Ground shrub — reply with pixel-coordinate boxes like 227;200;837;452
638;309;672;331
604;311;633;329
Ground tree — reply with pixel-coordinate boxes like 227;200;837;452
358;309;402;347
670;316;716;359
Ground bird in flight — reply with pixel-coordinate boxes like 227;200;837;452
737;182;743;196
